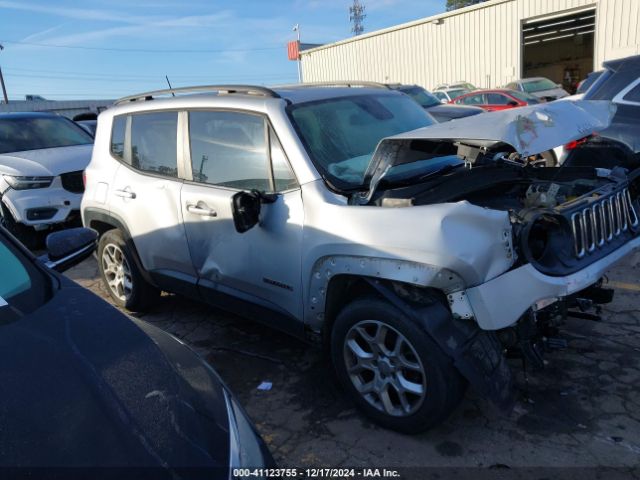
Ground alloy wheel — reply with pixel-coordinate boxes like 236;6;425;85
101;243;133;302
343;320;427;417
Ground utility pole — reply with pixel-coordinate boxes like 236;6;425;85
293;24;302;83
0;44;8;104
349;0;366;36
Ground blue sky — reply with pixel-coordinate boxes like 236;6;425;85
0;0;444;100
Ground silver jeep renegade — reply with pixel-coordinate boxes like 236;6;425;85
81;84;640;433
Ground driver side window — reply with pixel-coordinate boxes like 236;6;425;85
188;111;297;192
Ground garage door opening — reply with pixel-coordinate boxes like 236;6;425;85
522;9;596;94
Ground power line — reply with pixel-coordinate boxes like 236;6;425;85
0;39;283;53
4;71;297;83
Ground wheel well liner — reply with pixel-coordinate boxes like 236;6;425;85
342;277;515;411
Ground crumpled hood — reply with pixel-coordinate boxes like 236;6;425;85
364;100;615;188
0;144;92;177
358;100;616;202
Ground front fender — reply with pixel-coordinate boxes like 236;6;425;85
305;255;464;333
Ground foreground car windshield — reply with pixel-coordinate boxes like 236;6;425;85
0;234;51;321
288;93;435;189
522;78;557;93
399;87;441;108
0;116;93;154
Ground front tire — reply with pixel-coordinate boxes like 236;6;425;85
97;229;159;311
331;296;466;433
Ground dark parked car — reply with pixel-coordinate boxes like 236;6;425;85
0;226;274;477
581;54;640;154
391;84;484;122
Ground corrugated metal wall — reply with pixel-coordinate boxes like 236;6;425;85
300;0;638;89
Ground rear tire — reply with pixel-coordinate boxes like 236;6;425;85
331;296;466;433
97;229;159;311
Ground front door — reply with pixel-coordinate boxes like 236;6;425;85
180;110;304;323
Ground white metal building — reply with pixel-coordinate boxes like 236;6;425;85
300;0;639;90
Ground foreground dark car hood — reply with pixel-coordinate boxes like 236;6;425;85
425;103;484;121
0;278;230;473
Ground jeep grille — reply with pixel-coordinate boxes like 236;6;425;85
570;188;639;258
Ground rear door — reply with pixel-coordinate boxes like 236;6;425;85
180;110;304;322
109;111;196;289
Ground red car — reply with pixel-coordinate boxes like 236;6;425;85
451;89;541;111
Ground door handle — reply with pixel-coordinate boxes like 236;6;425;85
186;203;217;217
114;189;136;199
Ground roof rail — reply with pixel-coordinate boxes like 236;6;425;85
115;84;280;105
274;81;389;90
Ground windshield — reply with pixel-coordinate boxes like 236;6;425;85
509;90;540;103
522;78;557;93
0;116;93;154
288;93;435;189
399;87;441;108
0;233;52;322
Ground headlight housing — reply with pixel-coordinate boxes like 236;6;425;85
3;175;54;190
224;390;274;475
519;212;574;272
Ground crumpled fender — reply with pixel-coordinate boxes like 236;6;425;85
364;278;515;411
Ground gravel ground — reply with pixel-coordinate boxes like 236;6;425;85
65;250;640;478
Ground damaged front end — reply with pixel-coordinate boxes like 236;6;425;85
354;100;640;409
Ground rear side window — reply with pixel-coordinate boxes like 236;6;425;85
189;111;271;191
110;115;126;160
460;94;485;105
130;112;178;177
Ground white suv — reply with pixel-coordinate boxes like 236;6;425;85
82;84;640;433
0;112;93;246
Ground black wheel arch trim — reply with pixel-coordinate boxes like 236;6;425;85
83;207;156;287
361;277;516;411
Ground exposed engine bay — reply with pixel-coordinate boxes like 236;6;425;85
371;140;640;278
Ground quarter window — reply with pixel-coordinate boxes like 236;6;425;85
130;112;178;178
270;128;297;191
110;115;126;160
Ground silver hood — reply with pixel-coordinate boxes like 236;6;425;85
362;100;615;199
0;144;93;177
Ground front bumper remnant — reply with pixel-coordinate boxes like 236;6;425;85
463;236;640;331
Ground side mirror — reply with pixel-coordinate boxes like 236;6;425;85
507;101;518;107
41;227;98;272
231;190;278;234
